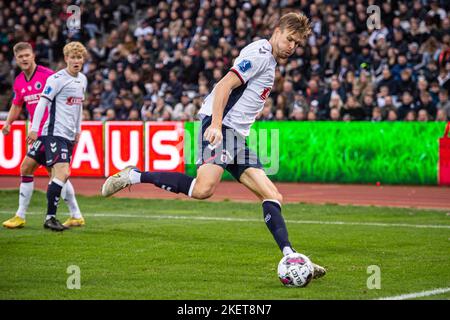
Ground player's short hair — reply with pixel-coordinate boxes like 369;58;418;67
276;12;312;41
63;41;88;59
13;42;33;56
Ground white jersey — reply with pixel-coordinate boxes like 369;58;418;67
198;39;277;136
40;69;87;141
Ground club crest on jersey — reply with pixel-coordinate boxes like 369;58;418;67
35;81;42;90
238;60;252;73
44;86;52;95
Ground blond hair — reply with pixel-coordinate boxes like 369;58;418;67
63;41;88;58
276;12;312;41
13;42;33;56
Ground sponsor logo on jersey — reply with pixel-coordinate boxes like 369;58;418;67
238;60;252;73
66;97;83;105
260;87;271;101
24;93;41;103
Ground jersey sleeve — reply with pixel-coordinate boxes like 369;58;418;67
40;75;61;102
12;82;24;106
230;54;269;85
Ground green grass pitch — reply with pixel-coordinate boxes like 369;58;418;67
0;190;449;300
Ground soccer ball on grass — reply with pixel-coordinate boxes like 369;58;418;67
277;253;314;287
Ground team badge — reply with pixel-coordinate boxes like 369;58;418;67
44;86;53;95
238;60;252;73
35;81;42;90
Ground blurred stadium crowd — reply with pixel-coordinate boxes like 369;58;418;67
0;0;450;122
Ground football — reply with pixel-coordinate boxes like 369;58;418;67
277;253;314;287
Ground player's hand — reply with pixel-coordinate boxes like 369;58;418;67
204;125;223;146
26;131;38;145
1;123;11;135
74;133;80;144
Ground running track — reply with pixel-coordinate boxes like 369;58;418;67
1;176;449;210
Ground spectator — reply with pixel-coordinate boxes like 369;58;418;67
274;109;285;121
377;67;398;96
105;109;116;121
128;109;141;121
152;97;173;121
100;80;118;110
342;95;365;121
398;91;419;120
405;110;417;121
172;92;195;121
290;107;306;121
386;109;398;121
417;91;437;119
371;106;383;122
436;108;449;121
437;89;450;119
0;0;448;124
417;109;430;122
141;96;154;121
307;110;317;121
83;109;92;121
329;108;341;121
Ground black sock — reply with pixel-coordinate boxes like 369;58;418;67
140;172;194;196
47;181;63;216
263;200;291;251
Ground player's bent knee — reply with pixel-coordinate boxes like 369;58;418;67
192;184;215;200
53;167;71;182
272;192;283;204
20;159;36;176
265;191;283;204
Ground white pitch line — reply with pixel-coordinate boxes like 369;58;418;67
1;211;449;230
377;287;450;300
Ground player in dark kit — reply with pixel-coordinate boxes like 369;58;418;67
102;13;326;279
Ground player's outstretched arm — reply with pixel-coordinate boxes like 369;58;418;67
2;104;22;135
204;71;242;145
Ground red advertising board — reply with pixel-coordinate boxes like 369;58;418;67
105;121;144;176
438;122;450;186
32;121;105;177
145;121;184;173
71;121;104;177
0;121;27;176
1;121;186;177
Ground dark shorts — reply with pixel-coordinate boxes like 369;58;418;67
27;135;74;167
196;116;263;181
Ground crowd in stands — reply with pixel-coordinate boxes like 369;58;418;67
1;0;450;122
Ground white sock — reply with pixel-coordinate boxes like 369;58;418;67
16;178;34;219
188;178;197;198
129;169;141;185
45;215;54;221
61;180;82;219
282;246;295;256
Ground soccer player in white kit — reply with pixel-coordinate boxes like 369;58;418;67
102;13;326;278
1;42;84;229
27;42;88;231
